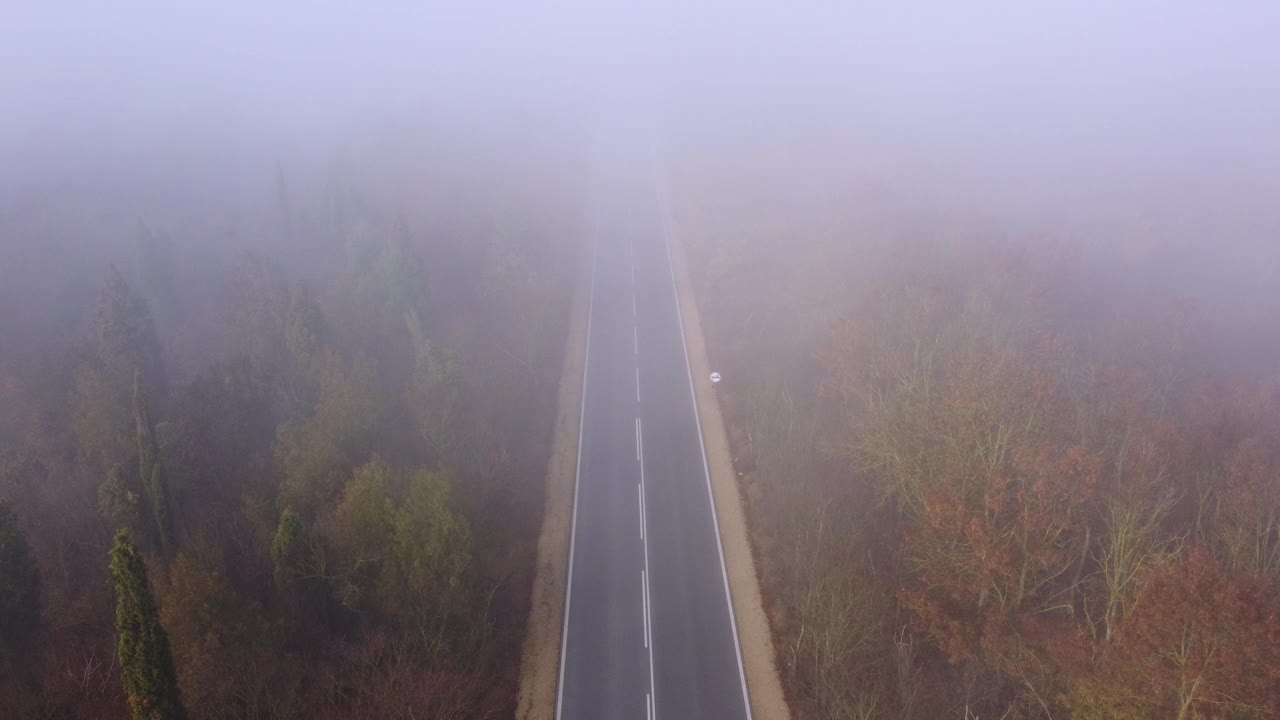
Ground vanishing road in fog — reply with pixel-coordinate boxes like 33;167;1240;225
556;152;751;719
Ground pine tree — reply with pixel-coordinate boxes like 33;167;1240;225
108;530;186;720
0;500;42;669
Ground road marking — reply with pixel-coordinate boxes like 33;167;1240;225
641;570;650;648
647;693;653;720
634;325;639;356
554;210;598;720
638;483;645;541
636;417;641;461
632;291;637;318
635;364;641;402
638;412;656;718
657;169;754;720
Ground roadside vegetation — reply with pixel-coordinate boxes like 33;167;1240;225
671;142;1280;719
0;129;583;718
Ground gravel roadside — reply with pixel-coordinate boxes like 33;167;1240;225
515;238;591;720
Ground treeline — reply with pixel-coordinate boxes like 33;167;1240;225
676;166;1280;718
0;155;581;718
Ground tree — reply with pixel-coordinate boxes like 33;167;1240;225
99;464;144;534
385;468;472;643
323;458;396;612
108;530;186;720
275;351;383;515
97;265;166;400
271;508;306;591
135;372;173;551
1071;548;1280;719
0;500;42;669
161;552;273;713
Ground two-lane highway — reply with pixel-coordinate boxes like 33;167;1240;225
557;152;751;719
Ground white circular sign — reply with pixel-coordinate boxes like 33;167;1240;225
710;372;722;385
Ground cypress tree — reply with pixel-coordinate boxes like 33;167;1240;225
108;530;185;720
134;372;172;550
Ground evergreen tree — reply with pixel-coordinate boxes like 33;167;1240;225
0;500;42;669
108;530;185;720
134;372;173;551
97;265;167;399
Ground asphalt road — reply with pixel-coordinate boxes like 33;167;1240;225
557;155;751;720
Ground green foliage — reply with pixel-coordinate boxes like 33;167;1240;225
135;372;158;488
149;463;172;554
72;365;134;472
108;530;185;720
161;552;273;712
323;458;397;611
134;373;173;551
387;468;472;615
99;464;143;533
276;351;383;514
0;500;42;667
271;509;306;590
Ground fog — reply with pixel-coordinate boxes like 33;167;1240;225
3;2;1278;371
4;4;1280;717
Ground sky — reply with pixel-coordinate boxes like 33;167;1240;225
3;2;1279;235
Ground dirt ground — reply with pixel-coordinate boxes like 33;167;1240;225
515;239;591;720
664;188;793;720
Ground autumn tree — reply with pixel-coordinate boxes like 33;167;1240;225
108;530;185;720
161;552;273;714
1069;547;1280;719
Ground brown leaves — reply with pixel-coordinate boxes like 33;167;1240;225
1106;547;1280;717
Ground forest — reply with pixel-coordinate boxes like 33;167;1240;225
0;122;585;718
671;134;1280;719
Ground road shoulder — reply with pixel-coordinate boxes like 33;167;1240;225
516;236;591;720
664;190;793;720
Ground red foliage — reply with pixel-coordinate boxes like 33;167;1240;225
903;443;1101;668
1109;547;1280;717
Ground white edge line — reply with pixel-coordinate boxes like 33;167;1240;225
656;163;755;720
638;411;656;714
554;208;598;720
642;569;649;648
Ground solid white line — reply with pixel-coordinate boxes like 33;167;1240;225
647;693;653;720
638;412;656;717
638;483;645;541
636;364;641;402
636;417;641;461
642;570;650;648
554;208;599;720
656;166;754;720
